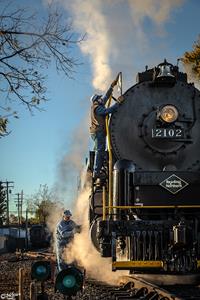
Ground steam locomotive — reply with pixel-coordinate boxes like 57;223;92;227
88;60;200;275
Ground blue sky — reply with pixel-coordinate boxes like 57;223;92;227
0;0;200;214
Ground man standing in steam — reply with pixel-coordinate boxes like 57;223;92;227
90;74;124;185
56;210;81;271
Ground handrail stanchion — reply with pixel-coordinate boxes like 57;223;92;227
105;95;113;216
102;186;106;220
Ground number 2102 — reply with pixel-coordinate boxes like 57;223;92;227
152;128;183;138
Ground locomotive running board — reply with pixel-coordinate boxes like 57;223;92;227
112;260;163;270
113;260;200;271
196;261;200;268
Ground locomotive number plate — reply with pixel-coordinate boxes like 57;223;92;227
152;128;184;138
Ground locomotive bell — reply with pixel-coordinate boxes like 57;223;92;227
157;65;175;79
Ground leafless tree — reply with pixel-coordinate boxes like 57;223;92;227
0;2;83;136
27;184;58;224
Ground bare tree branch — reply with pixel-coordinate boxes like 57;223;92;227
0;2;83;137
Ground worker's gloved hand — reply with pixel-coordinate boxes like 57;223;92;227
111;73;120;88
76;225;82;233
63;230;73;239
117;95;125;104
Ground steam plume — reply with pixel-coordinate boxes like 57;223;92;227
63;0;184;91
64;185;128;284
54;114;89;201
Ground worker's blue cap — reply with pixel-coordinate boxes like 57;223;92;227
90;94;102;103
63;210;72;216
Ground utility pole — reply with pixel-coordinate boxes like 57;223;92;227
1;181;14;225
20;190;23;224
15;192;23;237
25;208;28;250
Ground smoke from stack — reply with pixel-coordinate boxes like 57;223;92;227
63;0;183;91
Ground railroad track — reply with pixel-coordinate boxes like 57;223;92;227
1;251;200;299
80;276;200;300
118;275;200;300
81;278;175;300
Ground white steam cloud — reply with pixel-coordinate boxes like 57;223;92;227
64;185;127;284
63;0;184;91
54;114;89;202
128;0;183;25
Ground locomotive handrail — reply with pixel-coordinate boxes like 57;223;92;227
104;205;200;210
102;203;200;219
105;95;113;215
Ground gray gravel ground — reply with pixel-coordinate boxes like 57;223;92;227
0;253;120;300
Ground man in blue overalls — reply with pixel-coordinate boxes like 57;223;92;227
90;76;124;185
56;210;80;271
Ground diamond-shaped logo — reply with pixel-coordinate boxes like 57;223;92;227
160;174;189;194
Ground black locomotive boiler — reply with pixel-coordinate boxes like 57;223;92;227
88;60;200;275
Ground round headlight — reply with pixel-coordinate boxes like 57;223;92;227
159;105;178;123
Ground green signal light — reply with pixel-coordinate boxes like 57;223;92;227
36;265;47;275
55;266;84;296
31;261;51;281
62;275;76;288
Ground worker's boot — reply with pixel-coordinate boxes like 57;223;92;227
95;178;101;186
93;173;101;186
